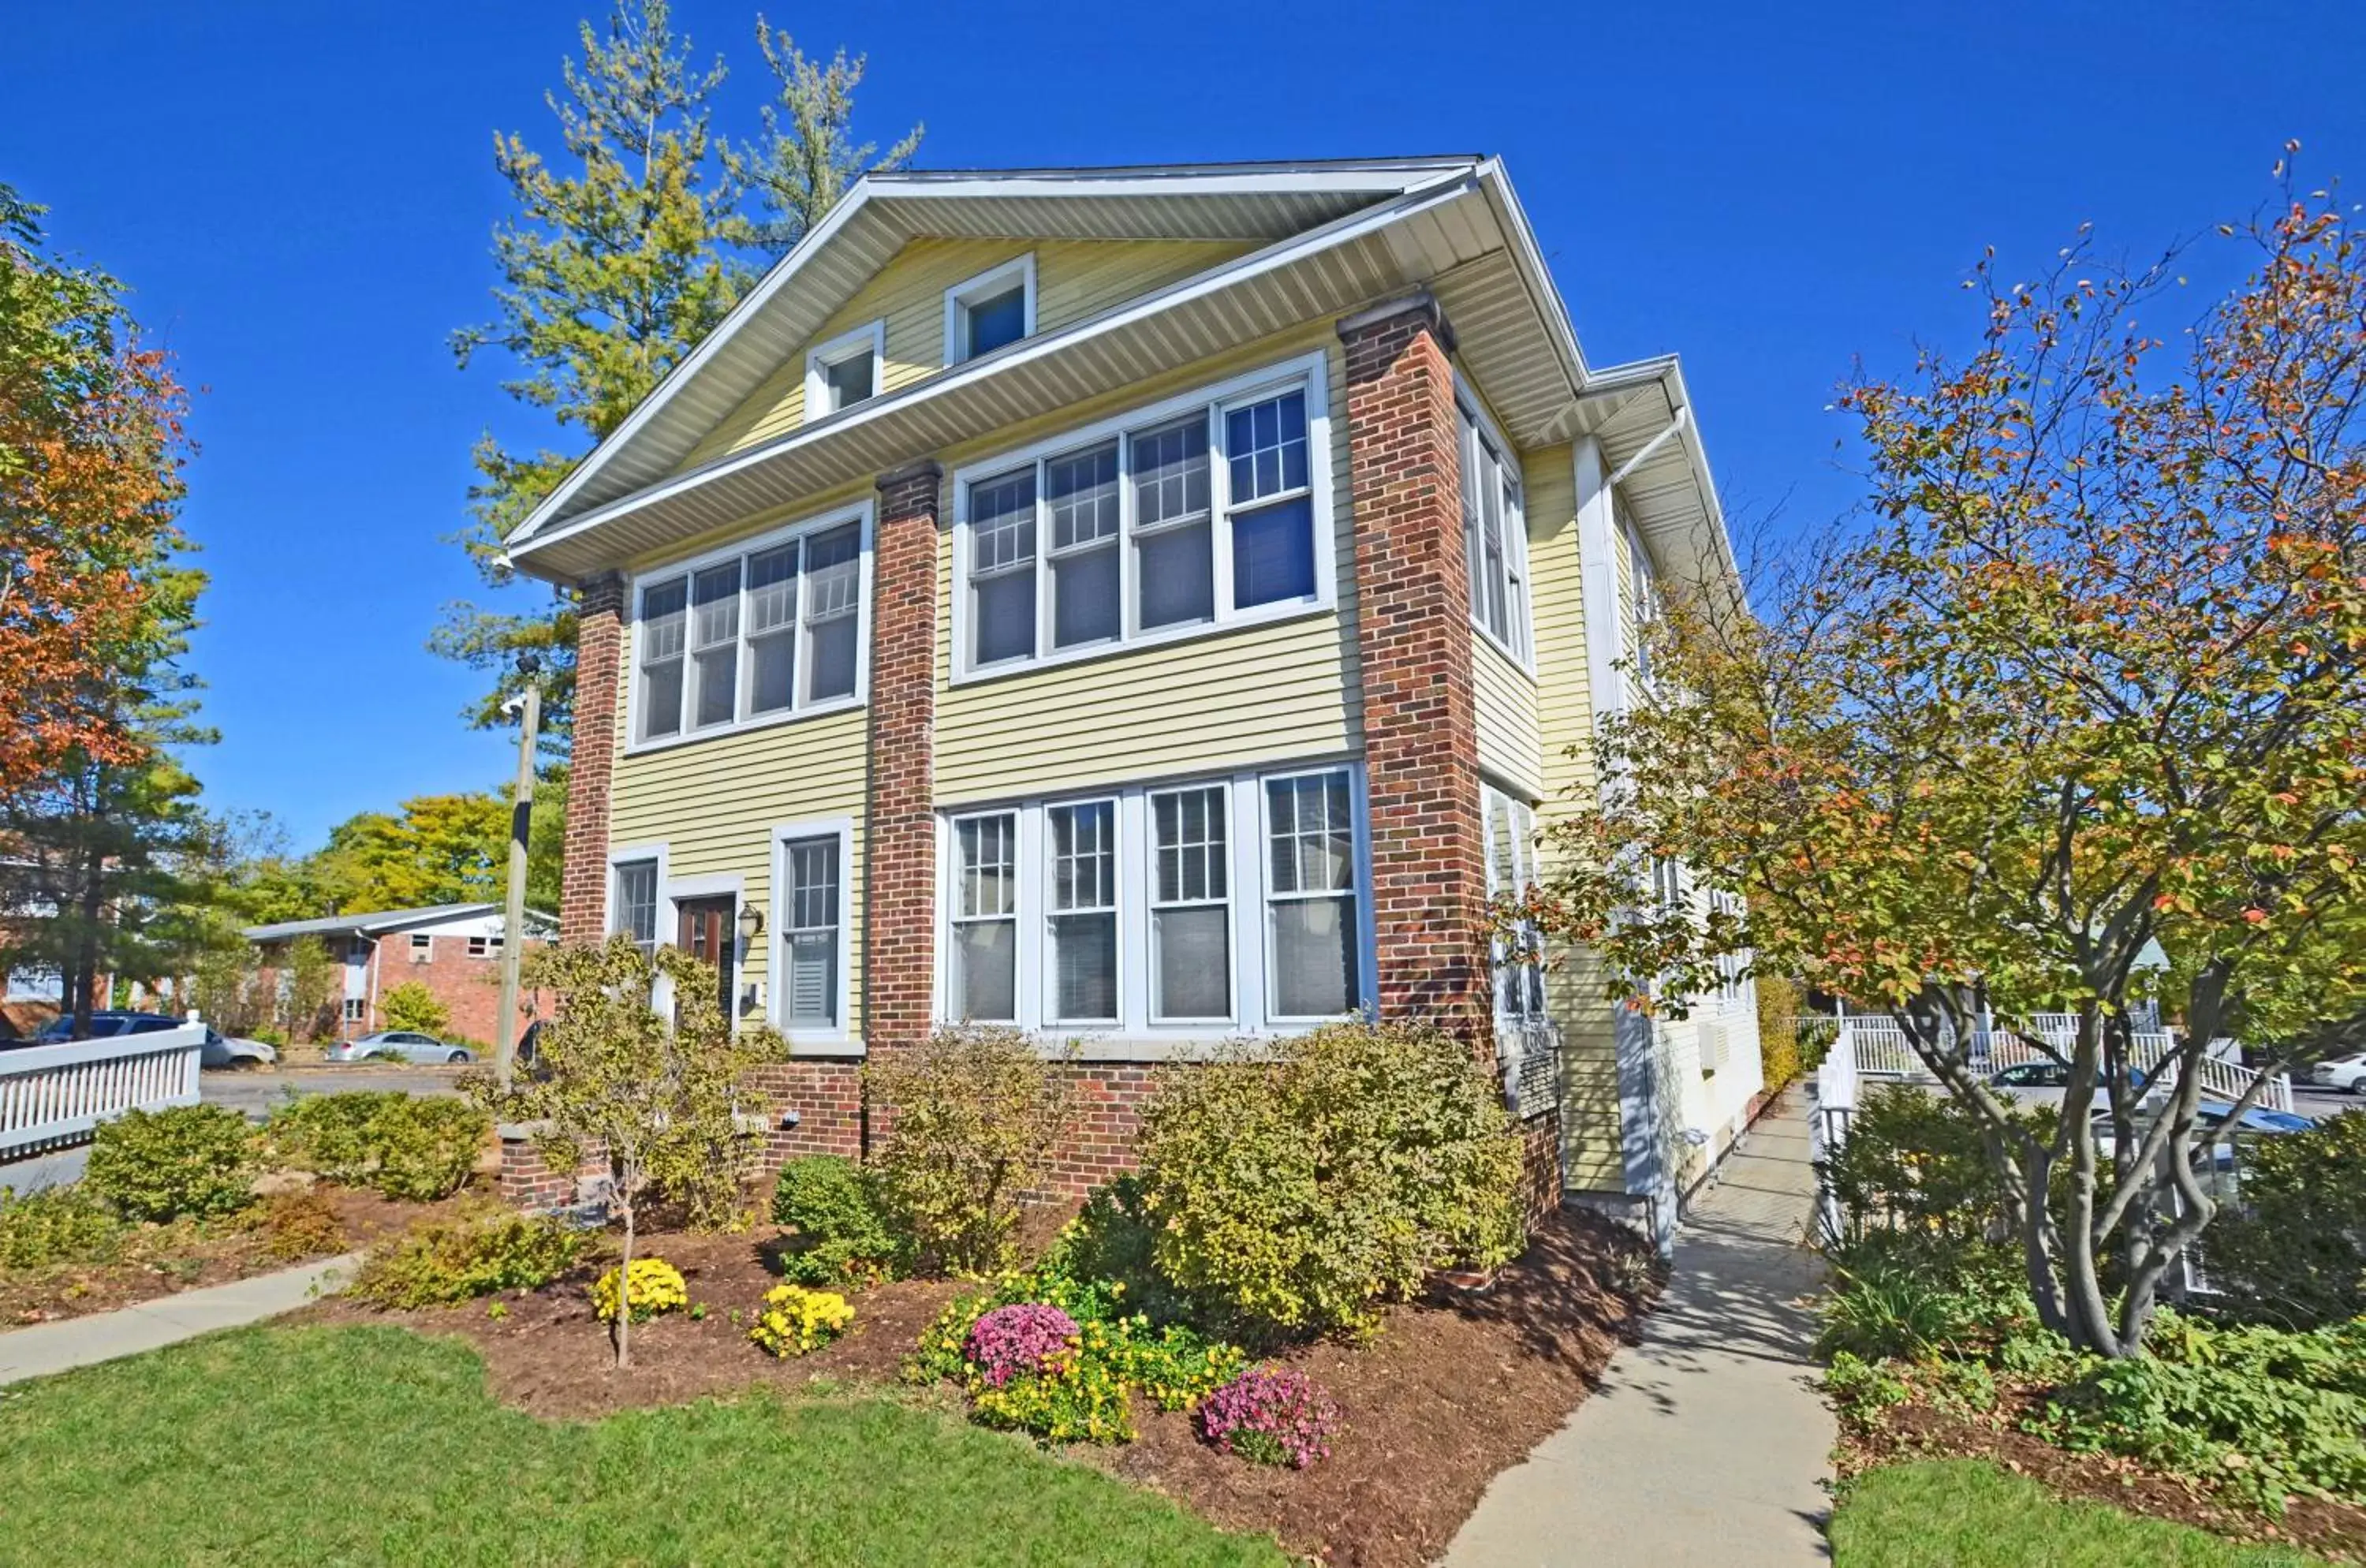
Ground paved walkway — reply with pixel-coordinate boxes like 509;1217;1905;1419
0;1253;361;1387
1447;1091;1834;1566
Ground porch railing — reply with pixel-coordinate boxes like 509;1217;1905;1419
0;1022;206;1162
1832;1016;2292;1112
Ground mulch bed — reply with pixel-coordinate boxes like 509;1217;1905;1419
320;1205;1659;1567
1840;1384;2366;1563
0;1184;476;1328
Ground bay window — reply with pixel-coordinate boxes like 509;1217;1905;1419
953;354;1334;678
941;763;1368;1041
632;507;869;745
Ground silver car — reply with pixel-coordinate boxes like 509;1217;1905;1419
326;1030;476;1066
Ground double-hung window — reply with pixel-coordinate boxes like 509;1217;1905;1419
1483;788;1546;1022
1150;786;1230;1021
955;356;1331;678
780;834;842;1029
938;764;1368;1040
1047;801;1118;1023
613;860;659;954
1263;770;1360;1019
1461;398;1529;659
951;812;1019;1022
633;510;867;744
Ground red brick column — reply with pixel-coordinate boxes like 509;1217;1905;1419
1338;295;1493;1047
864;462;942;1067
559;571;627;944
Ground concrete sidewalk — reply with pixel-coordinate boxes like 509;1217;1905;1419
0;1253;361;1387
1447;1092;1834;1566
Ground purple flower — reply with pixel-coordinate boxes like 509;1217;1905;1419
1196;1365;1342;1469
965;1302;1080;1389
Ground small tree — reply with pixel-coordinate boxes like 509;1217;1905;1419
1521;160;2366;1357
379;980;450;1037
470;935;781;1366
278;935;338;1045
864;1025;1074;1275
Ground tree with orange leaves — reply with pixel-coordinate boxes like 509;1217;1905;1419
1518;152;2366;1357
0;181;191;802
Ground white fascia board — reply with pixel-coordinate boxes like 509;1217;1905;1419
509;160;1481;552
506;169;1483;575
506;177;894;548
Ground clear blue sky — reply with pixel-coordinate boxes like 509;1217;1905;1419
4;1;2361;847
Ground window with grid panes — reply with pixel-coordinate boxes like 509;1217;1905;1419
1047;801;1117;1022
1264;770;1359;1018
1151;786;1230;1021
782;836;840;1027
951;813;1018;1021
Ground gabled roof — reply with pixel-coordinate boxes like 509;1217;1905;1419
242;903;558;943
501;155;1728;589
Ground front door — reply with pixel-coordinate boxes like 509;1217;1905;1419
674;896;737;1020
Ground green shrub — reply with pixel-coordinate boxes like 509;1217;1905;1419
1817;1233;2036;1364
770;1155;907;1282
2200;1110;2366;1330
1047;1174;1210;1327
256;1189;349;1261
0;1185;128;1269
266;1092;489;1201
1133;1021;1526;1341
2044;1346;2366;1511
350;1206;587;1309
1823;1350;1912;1423
1818;1084;2017;1249
85;1104;259;1223
865;1025;1074;1275
379;980;450;1037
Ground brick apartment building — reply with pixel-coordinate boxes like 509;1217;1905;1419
244;903;556;1046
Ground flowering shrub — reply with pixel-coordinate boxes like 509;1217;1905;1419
748;1284;855;1357
589;1257;688;1323
909;1248;1248;1445
1197;1365;1342;1469
965;1303;1080;1387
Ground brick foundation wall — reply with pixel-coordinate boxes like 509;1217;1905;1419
1338;295;1493;1047
497;1133;587;1210
560;571;626;945
864;462;942;1060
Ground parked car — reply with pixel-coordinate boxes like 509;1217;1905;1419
325;1030;476;1066
30;1010;188;1043
1987;1059;2148;1090
2309;1052;2366;1096
2090;1098;2312;1136
200;1029;277;1070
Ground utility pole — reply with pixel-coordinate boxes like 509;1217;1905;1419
494;655;542;1090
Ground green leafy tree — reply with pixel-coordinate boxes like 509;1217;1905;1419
1518;162;2366;1357
469;935;782;1366
379;980;453;1038
434;0;750;750
276;935;339;1045
315;792;509;913
724;15;921;256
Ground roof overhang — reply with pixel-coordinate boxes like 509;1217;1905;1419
1571;355;1740;595
500;156;1730;595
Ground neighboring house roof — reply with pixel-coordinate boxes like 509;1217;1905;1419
501;155;1730;592
243;904;559;943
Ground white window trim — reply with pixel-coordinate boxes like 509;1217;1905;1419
606;842;670;951
942;252;1037;365
947;351;1338;685
803;319;885;424
767;816;856;1052
1457;377;1536;675
625;499;875;756
931;760;1375;1057
1482;783;1546;1027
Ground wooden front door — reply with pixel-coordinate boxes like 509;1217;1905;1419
675;896;737;1018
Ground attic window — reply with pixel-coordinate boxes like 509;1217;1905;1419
804;320;884;423
944;255;1036;364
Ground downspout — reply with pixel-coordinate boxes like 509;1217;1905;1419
365;933;383;1036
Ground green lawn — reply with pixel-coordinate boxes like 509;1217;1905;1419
0;1324;1284;1567
1831;1459;2323;1567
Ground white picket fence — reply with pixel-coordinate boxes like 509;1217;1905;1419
1835;1016;2292;1113
1809;1023;1862;1243
0;1022;206;1162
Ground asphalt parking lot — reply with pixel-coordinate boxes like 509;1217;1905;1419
202;1064;469;1122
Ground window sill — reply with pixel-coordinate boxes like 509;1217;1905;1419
782;1035;866;1059
625;694;865;758
950;598;1334;689
1470;619;1537;681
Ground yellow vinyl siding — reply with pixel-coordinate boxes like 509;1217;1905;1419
1521;441;1624;1192
934;322;1359;803
682;237;1258;470
608;706;870;1037
1472;639;1541;800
